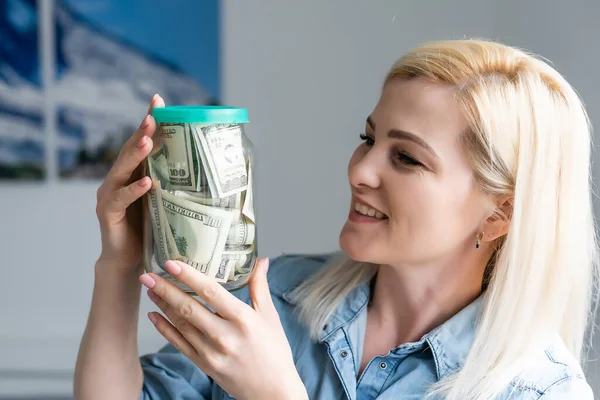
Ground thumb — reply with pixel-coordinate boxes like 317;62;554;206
249;258;275;314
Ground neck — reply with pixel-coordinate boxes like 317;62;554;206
368;244;493;344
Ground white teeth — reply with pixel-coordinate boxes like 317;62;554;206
354;202;386;219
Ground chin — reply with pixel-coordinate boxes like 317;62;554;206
339;227;378;263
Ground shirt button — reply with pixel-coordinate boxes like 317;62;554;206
340;350;349;358
379;361;387;369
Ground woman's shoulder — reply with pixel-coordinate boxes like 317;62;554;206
498;337;594;399
229;252;335;305
266;252;336;299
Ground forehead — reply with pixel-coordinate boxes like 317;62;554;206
370;77;468;147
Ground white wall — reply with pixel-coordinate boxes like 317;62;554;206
0;0;598;396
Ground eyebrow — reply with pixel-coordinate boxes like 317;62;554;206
367;116;439;159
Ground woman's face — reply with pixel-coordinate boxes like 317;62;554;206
339;77;490;267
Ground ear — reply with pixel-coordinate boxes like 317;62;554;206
481;195;513;242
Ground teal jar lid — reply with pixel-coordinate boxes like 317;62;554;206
152;106;249;124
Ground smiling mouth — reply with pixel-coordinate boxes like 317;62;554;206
353;201;388;219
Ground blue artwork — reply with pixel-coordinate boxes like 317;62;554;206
0;0;220;180
0;0;44;179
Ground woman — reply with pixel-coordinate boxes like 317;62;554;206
74;39;598;399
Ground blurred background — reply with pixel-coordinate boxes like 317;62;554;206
0;0;598;398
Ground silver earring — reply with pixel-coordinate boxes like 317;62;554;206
476;232;484;249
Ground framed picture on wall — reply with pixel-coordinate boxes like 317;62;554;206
0;0;221;180
0;0;45;180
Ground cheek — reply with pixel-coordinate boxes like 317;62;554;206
387;173;479;240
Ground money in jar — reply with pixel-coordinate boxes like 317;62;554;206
141;106;257;293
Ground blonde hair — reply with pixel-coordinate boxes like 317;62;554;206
290;39;599;399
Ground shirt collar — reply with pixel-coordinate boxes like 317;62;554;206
424;295;483;379
281;277;370;343
316;280;371;342
284;273;483;378
279;260;484;378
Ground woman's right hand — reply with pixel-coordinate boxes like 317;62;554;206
95;94;165;270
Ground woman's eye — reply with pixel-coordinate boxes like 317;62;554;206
359;133;375;147
397;152;423;167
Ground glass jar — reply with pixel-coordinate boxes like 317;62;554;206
141;106;257;293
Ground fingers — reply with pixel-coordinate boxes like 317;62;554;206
148;311;198;358
105;116;156;189
147;93;165;115
248;258;276;315
163;260;251;321
140;270;230;337
105;94;164;189
104;175;152;215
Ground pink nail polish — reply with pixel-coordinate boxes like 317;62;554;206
136;136;148;148
165;261;182;275
140;115;150;128
139;273;155;289
138;177;149;187
148;312;157;325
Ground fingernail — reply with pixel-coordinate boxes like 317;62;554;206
140;115;151;128
165;261;182;275
139;273;155;289
148;312;157;325
138;176;150;187
147;289;160;303
136;136;148;148
152;93;158;102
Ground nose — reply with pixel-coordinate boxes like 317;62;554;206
348;147;382;190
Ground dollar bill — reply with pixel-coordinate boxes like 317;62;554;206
170;190;242;210
148;152;170;193
225;216;255;249
223;245;255;274
241;159;255;223
221;246;256;282
160;189;235;278
213;257;234;283
228;264;236;282
159;124;199;191
147;181;171;268
192;131;219;197
193;124;248;198
142;182;156;272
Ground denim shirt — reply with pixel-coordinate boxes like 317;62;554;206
139;254;593;399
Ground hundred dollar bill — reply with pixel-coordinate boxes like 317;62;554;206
192;131;219;197
147;181;171;268
241;159;255;223
160;189;235;278
226;216;255;249
228;264;236;282
160;124;200;191
145;180;198;291
223;245;255;275
193;124;248;198
142;183;156;272
148;152;170;192
213;257;234;283
170;190;242;210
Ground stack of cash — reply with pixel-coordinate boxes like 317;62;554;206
146;123;256;284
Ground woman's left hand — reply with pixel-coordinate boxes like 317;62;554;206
139;258;308;400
